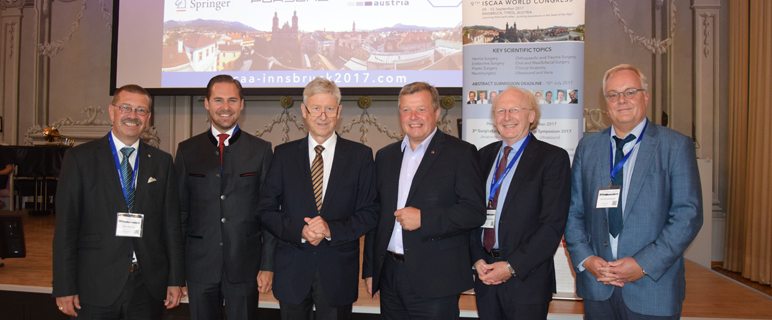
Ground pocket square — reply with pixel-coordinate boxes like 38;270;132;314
148;177;157;183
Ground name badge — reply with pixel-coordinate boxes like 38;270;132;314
116;212;144;238
482;209;496;228
595;187;621;209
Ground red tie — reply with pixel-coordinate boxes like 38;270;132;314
218;134;229;166
484;146;512;252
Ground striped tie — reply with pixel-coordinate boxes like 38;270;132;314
311;145;325;212
120;147;135;212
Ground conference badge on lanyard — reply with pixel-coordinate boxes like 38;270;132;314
115;212;144;238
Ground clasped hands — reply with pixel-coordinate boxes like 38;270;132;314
474;259;512;286
303;216;331;246
583;256;645;287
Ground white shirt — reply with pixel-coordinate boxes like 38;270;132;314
387;128;438;254
302;133;337;243
110;132;140;187
210;125;237;146
110;131;140;263
307;133;337;202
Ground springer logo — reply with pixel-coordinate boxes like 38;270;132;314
177;0;232;11
176;0;187;11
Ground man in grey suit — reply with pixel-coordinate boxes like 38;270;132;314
54;85;185;319
176;75;276;320
565;64;702;319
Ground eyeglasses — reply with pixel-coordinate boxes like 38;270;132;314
495;107;530;116
115;104;150;116
305;105;338;117
605;88;646;102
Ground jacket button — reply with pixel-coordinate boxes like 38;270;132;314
216;174;220;178
215;151;220;155
603;242;608;247
221;195;226;200
219;243;223;246
221;218;226;223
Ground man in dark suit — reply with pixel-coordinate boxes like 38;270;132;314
257;77;378;320
53;85;185;319
175;75;276;320
363;82;486;319
471;87;571;320
565;64;702;319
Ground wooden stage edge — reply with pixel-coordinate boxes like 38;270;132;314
1;213;772;319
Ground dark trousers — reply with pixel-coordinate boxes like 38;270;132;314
279;271;352;320
583;286;681;320
75;268;163;320
379;253;460;320
474;254;550;320
474;283;549;320
187;270;259;320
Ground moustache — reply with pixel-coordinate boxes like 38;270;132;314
122;118;142;126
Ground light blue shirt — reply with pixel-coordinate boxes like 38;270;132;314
387;128;438;254
483;135;528;249
578;118;647;271
609;118;647;259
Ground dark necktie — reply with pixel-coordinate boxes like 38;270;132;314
312;145;325;213
484;146;512;252
120;147;135;212
609;135;636;237
218;134;229;166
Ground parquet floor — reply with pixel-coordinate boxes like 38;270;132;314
2;213;772;319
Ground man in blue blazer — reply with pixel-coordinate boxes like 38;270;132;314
257;77;378;320
565;64;703;319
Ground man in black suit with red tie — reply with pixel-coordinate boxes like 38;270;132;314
363;82;486;319
257;77;378;320
175;75;276;320
54;85;185;319
471;87;570;320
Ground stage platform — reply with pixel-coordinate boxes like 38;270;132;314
1;213;771;319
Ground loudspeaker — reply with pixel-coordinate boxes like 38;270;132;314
0;211;25;259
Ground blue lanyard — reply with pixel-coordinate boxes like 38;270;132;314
108;133;139;211
609;120;647;186
488;133;531;202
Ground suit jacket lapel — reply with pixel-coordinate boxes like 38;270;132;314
97;135;130;211
134;143;152;212
500;137;539;214
623;122;659;220
406;131;446;203
595;128;613;192
296;136;317;213
321;136;348;215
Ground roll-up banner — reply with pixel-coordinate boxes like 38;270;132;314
462;0;585;299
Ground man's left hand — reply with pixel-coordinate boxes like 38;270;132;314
476;261;512;285
395;207;421;231
165;286;182;309
304;216;331;239
257;271;274;294
597;257;645;287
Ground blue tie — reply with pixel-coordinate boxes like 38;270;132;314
609;135;636;237
120;147;135;212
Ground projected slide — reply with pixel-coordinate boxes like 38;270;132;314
159;0;462;88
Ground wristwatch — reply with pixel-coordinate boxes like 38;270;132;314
506;262;516;277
